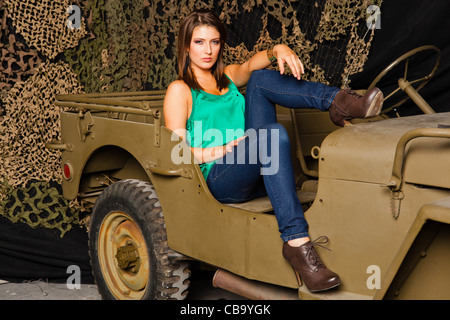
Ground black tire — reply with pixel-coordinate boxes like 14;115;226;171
88;179;190;300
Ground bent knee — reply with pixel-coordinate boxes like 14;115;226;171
258;123;290;146
247;69;276;91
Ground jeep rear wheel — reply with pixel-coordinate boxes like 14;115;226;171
88;179;190;300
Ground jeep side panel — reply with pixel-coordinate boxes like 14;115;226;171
59;110;298;289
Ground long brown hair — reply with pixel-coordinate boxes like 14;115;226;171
177;9;230;91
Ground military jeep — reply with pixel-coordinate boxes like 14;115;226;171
49;45;450;300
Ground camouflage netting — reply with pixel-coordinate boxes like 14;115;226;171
0;0;382;236
65;0;383;93
0;180;81;237
5;0;87;59
0;0;43;113
0;61;84;236
0;61;83;186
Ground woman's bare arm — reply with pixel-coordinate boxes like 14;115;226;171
225;44;305;87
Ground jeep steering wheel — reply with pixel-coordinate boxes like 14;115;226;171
367;45;441;114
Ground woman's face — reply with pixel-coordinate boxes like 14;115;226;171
188;25;221;72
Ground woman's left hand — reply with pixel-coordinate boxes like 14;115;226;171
273;44;305;80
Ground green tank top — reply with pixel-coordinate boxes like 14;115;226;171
186;77;245;180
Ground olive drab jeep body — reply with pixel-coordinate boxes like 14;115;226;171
49;46;450;300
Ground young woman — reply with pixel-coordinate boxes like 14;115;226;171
163;9;383;292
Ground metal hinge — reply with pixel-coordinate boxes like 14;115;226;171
77;111;94;141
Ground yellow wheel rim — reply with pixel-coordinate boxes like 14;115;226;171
98;211;150;300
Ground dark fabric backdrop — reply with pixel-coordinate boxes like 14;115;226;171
0;216;94;283
350;0;450;116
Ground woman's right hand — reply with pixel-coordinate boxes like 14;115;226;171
225;136;246;153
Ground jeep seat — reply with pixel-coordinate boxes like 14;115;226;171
225;180;317;213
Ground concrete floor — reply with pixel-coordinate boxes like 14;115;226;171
0;279;101;300
0;270;244;300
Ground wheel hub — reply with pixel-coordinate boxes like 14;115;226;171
115;239;140;273
98;212;149;299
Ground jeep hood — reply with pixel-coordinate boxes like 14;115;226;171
319;112;450;189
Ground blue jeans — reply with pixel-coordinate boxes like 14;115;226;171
206;69;340;242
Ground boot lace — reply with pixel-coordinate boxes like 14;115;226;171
306;236;331;271
342;88;362;100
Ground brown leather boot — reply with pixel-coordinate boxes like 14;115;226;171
329;87;383;126
282;237;341;292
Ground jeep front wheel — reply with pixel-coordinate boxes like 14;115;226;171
88;179;190;300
